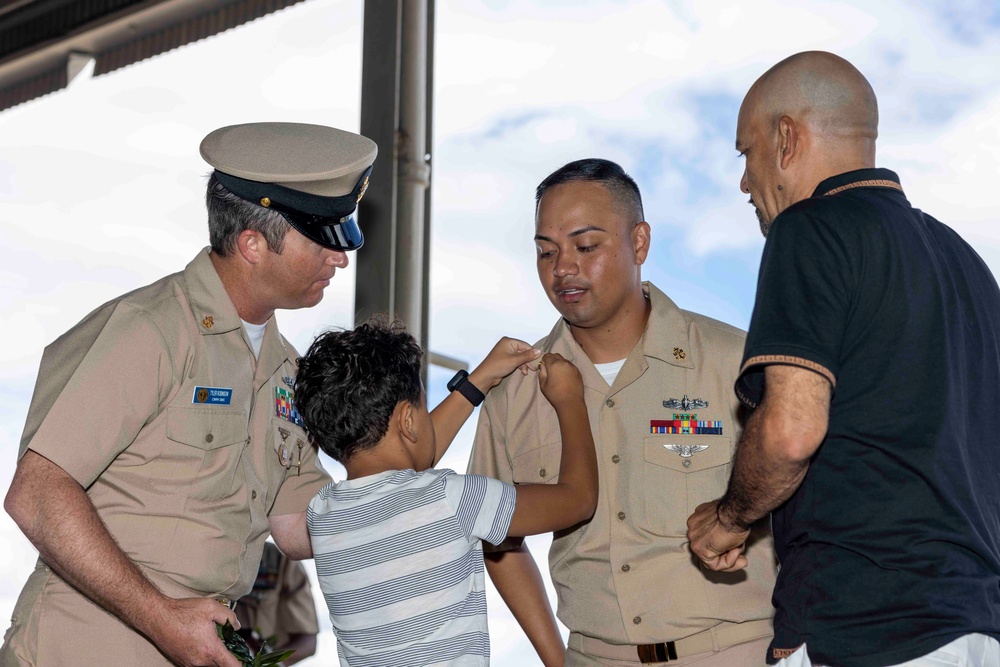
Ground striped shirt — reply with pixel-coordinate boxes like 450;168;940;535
308;468;517;667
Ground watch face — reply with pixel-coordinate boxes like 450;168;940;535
447;370;469;392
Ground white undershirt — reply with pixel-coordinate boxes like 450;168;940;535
593;358;627;386
242;319;267;358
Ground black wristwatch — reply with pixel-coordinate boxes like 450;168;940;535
447;369;485;407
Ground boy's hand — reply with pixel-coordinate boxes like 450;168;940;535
468;337;542;393
538;353;584;410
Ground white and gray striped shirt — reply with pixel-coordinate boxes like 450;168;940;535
308;468;516;667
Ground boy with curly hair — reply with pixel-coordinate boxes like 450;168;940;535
286;319;597;666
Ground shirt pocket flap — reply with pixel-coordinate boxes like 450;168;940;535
643;435;731;473
166;408;248;451
512;441;561;484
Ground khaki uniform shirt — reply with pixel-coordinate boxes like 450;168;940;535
236;543;319;649
469;282;776;645
2;249;329;665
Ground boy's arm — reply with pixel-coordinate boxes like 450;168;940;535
507;354;598;536
484;546;565;667
268;511;311;560
430;338;540;465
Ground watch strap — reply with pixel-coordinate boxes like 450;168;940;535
450;372;485;407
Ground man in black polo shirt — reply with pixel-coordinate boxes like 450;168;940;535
688;51;1000;667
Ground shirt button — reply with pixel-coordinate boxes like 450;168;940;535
633;616;642;625
683;459;692;468
251;490;257;500
205;433;214;443
617;511;626;521
621;564;630;573
611;454;620;464
539;468;547;478
245;437;251;446
605;398;615;408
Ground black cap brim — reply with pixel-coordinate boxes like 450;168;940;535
213;167;370;251
282;210;364;251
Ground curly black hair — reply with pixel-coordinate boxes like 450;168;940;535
294;316;424;463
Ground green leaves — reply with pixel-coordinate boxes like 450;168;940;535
216;621;296;666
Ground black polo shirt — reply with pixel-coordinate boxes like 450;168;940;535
737;168;1000;667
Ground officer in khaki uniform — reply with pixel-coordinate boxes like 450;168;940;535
1;123;375;667
469;159;777;666
236;542;318;664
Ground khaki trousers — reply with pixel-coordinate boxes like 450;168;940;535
0;560;175;666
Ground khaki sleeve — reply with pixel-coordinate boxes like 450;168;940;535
270;441;331;516
21;301;173;487
467;386;522;553
275;559;319;635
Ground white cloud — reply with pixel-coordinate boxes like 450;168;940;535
3;2;1000;664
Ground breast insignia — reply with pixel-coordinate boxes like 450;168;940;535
663;395;708;410
664;443;709;458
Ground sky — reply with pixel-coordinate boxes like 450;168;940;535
2;0;1000;664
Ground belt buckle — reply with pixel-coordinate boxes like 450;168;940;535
637;641;678;663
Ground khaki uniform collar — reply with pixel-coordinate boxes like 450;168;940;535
542;281;694;393
639;282;695;369
184;248;244;336
183;248;291;375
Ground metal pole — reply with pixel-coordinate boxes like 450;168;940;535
394;0;431;339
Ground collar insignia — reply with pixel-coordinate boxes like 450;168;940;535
663;395;708;410
672;347;686;360
202;315;214;329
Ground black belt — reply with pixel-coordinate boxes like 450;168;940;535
637;642;679;663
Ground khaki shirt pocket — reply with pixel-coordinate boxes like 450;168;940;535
641;435;732;537
511;441;561;485
165;407;248;502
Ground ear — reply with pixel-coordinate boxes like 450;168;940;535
632;221;651;265
397;401;418;445
777;115;799;171
237;229;265;265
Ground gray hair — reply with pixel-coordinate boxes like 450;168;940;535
206;172;291;256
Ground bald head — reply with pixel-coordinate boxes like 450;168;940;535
746;51;878;144
736;52;879;233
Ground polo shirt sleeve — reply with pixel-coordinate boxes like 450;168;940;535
736;208;856;409
443;472;516;547
20;301;173;487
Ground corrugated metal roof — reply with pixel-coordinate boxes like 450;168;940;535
95;0;305;75
0;0;307;111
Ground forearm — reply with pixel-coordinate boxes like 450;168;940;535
508;401;598;536
429;391;476;464
430;369;496;464
485;545;565;667
553;402;597;497
5;451;166;635
718;405;811;530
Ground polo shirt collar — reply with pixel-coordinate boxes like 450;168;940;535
811;168;903;198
